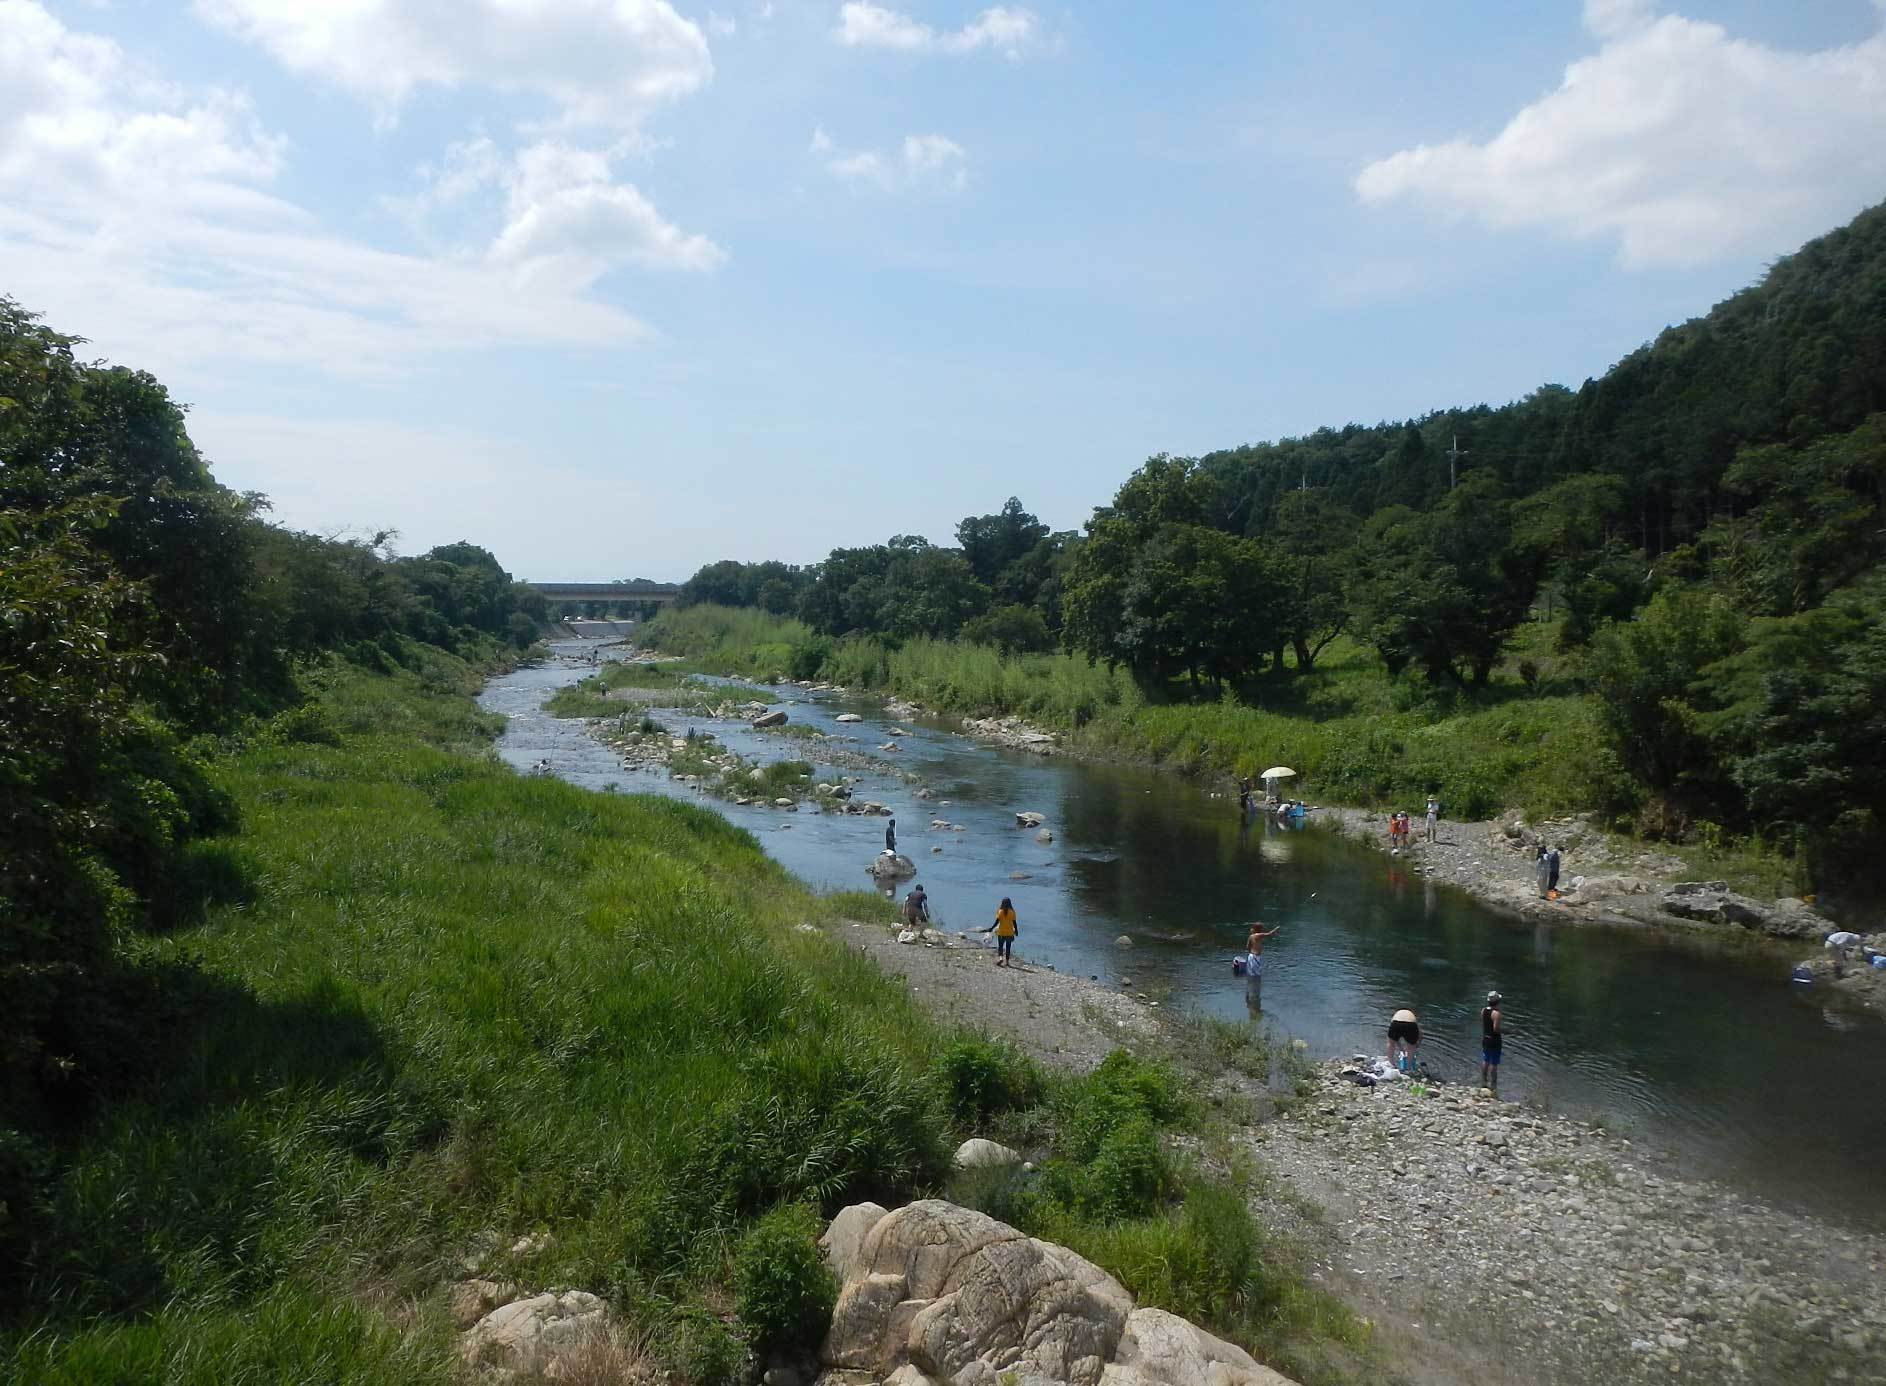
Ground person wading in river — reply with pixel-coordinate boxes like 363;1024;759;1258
1244;920;1282;1004
982;897;1018;967
1388;1007;1420;1073
1481;991;1503;1094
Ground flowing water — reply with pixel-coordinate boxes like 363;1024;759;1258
482;643;1886;1227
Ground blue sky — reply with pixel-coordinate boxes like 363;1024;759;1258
5;0;1885;580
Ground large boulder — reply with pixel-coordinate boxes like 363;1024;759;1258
754;709;789;728
951;1138;1022;1170
868;853;918;883
459;1289;609;1374
817;1201;1297;1386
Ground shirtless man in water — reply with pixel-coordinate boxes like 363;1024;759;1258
1245;921;1282;986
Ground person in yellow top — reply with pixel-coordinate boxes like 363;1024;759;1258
982;897;1019;967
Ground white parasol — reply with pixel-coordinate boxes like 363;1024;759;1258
1260;766;1296;780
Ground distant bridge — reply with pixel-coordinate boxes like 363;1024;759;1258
529;582;679;614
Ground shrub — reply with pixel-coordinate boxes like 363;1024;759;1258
1059;1051;1182;1161
935;1038;1042;1121
271;701;343;746
1074;1116;1170;1218
733;1203;837;1357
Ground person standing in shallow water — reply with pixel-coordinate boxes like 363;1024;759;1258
1481;991;1503;1094
1387;1008;1420;1072
983;897;1018;966
1244;920;1282;1006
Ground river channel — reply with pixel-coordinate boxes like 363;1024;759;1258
481;642;1885;1228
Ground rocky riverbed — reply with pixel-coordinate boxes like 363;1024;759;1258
1246;1061;1886;1386
828;913;1886;1386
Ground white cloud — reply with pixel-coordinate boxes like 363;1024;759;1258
0;0;679;381
833;2;1041;59
813;126;968;192
490;141;726;284
1355;3;1886;267
194;0;713;129
390;136;724;285
707;11;737;38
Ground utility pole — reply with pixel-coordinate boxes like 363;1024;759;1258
1446;433;1469;489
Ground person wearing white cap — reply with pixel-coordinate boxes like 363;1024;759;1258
1481;991;1504;1094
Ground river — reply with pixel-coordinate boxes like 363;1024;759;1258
481;643;1885;1228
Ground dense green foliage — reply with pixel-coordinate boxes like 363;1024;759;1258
663;203;1886;906
1;297;546;1308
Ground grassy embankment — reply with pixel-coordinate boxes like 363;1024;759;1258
6;644;1365;1384
638;606;1798;898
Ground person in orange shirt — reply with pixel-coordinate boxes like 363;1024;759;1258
983;897;1019;967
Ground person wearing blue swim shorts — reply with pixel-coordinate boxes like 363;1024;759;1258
1481;990;1503;1094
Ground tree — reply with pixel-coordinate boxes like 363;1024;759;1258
1267;491;1353;672
961;603;1054;655
1066;520;1271;691
956;498;1050;587
1586;587;1745;803
1348;476;1538;686
875;547;989;639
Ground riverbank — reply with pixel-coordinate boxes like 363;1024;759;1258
839;918;1886;1386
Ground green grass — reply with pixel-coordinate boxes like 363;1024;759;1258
5;649;1361;1383
643;605;1617;819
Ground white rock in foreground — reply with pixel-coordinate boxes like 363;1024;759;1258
459;1289;608;1374
815;1199;1298;1385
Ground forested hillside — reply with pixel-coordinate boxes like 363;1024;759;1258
674;201;1886;899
